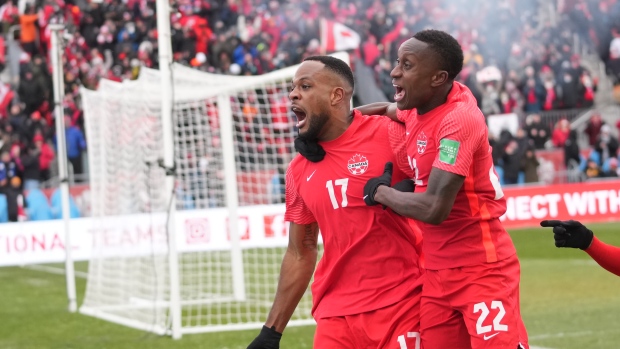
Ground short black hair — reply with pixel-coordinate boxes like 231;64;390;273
304;56;354;90
413;29;464;80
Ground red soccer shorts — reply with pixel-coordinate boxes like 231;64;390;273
314;280;423;349
420;254;529;349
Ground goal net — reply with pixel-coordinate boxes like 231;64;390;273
79;52;348;336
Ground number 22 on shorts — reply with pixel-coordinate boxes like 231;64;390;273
473;300;508;338
397;331;420;349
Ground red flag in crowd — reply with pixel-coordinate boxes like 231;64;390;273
319;19;360;53
0;83;14;118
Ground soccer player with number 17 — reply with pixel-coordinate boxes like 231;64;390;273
247;56;424;349
359;30;529;349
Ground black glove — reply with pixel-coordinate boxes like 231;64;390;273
393;179;415;193
540;220;594;250
294;137;325;162
364;162;393;206
247;325;282;349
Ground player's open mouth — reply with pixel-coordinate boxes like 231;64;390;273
393;84;405;102
292;106;307;128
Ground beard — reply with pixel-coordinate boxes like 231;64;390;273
297;111;330;141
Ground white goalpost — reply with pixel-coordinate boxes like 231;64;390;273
79;49;349;336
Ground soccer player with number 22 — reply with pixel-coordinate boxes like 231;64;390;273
358;30;529;349
247;56;424;349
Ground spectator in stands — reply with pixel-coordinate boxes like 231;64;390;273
8;144;22;180
24;111;48;144
61;115;87;179
500;80;523;113
480;81;502;116
0;1;19;34
0;150;17;181
521;147;540;184
564;129;582;167
585;159;602;179
17;70;45;115
0;152;6;183
514;128;533;154
1;0;617;222
0;129;8;153
522;77;545;113
8;104;28;143
552;119;571;148
0;176;25;222
565;129;584;182
542;78;558;111
30;54;53;107
557;67;581;110
0;82;13;119
34;134;54;182
376;59;395;102
604;157;620;178
526;114;551;149
580;70;597;107
595;124;619;166
20;143;41;191
585;112;606;147
19;5;39;55
502;140;522;185
604;21;620;86
270;94;292;135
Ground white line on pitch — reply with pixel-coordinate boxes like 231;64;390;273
529;330;592;340
22;264;88;278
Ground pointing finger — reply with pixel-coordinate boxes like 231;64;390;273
540;220;563;228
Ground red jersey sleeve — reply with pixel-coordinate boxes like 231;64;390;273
432;111;485;177
388;120;414;179
586;236;620;277
284;165;316;225
396;108;410;123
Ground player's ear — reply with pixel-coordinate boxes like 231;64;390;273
330;87;345;106
431;70;449;87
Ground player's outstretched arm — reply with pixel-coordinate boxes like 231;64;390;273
540;220;620;277
355;102;399;122
586;237;620;277
373;166;464;224
247;222;319;349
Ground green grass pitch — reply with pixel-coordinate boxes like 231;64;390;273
1;222;619;349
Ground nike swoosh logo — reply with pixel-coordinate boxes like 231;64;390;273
307;170;316;181
363;195;368;200
483;333;499;340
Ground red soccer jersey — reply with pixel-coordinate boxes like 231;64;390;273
397;81;516;270
285;110;422;319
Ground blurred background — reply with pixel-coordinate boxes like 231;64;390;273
0;0;620;221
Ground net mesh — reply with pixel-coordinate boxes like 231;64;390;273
81;79;171;333
80;57;341;333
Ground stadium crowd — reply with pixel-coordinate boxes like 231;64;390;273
0;0;619;221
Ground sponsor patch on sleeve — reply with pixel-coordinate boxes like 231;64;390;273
439;138;460;165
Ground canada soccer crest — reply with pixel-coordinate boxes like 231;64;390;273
417;132;428;154
347;154;369;175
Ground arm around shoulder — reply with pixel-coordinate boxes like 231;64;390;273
375;167;464;224
355;102;399;122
